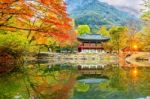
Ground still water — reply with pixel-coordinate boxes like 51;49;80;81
1;62;150;99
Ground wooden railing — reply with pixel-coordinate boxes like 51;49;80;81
78;45;103;49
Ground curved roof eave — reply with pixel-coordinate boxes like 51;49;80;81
77;34;110;42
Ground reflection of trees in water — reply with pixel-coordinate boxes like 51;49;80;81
1;63;150;98
0;69;29;99
26;65;150;99
99;67;150;99
23;63;78;99
73;66;150;99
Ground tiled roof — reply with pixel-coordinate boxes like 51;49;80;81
77;34;110;42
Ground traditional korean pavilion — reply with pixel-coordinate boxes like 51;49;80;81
77;34;110;53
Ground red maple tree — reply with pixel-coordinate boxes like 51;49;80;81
0;0;76;44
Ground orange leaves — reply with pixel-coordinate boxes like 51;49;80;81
39;0;52;5
0;0;34;28
33;33;48;45
0;0;76;46
36;0;76;44
0;0;11;3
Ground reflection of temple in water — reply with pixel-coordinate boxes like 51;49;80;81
77;64;115;75
78;64;105;70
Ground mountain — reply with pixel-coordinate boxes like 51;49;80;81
65;0;141;31
116;6;140;16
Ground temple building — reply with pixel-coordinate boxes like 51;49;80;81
77;34;110;53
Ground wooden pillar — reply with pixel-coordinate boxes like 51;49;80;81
82;42;84;52
88;41;90;53
96;41;97;53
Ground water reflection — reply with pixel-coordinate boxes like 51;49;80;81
78;78;107;84
1;62;150;99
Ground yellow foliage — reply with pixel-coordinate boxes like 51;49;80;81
33;33;48;45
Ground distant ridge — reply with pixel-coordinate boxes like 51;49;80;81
65;0;141;31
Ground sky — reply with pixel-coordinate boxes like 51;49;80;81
100;0;143;11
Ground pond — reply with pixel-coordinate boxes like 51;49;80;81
1;61;150;99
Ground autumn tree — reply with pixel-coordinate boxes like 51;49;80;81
138;28;150;51
125;20;141;51
0;0;76;46
0;0;76;72
109;26;128;52
0;0;77;55
139;0;150;51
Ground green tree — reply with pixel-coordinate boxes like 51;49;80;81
97;26;110;37
0;31;30;52
109;26;128;52
140;0;150;51
138;28;150;51
141;11;150;21
141;0;150;25
76;25;91;35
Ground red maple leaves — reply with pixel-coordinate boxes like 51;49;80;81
0;0;76;44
